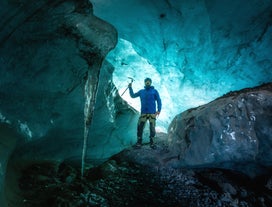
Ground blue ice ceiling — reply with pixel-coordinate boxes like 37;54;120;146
92;0;272;130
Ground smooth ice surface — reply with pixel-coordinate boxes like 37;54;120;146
92;0;272;131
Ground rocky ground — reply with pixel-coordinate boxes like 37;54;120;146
18;135;272;207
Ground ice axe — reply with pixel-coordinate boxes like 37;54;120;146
121;77;134;96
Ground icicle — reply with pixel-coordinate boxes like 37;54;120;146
81;121;90;177
81;70;100;178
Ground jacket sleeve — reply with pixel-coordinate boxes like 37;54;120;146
155;90;162;112
129;87;140;98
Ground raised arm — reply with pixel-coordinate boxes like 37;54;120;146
128;84;140;98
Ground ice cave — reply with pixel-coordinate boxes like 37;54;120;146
0;0;272;206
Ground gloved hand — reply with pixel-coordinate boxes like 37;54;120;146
155;111;160;117
128;83;132;87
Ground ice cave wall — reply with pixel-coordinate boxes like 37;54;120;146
0;0;138;205
0;0;272;206
92;0;272;129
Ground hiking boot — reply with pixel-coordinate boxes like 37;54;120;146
133;138;142;148
134;142;142;148
150;137;156;149
150;143;156;149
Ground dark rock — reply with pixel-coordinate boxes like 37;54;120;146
167;83;272;176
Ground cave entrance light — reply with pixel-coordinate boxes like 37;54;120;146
106;39;221;132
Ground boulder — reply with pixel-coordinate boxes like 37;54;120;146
168;83;272;176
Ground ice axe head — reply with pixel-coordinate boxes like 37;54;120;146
120;77;135;96
128;77;134;83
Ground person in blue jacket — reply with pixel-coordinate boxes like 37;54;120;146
128;77;162;148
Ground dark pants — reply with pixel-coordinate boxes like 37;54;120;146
137;114;156;143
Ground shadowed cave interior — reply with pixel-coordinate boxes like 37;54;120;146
0;0;272;206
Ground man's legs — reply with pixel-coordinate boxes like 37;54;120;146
136;114;147;146
149;114;156;147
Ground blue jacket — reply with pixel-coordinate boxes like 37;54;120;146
129;86;162;114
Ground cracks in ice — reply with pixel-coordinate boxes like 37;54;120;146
0;0;61;46
257;22;272;42
164;0;183;17
65;66;87;95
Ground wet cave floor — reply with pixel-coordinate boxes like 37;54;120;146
18;154;272;207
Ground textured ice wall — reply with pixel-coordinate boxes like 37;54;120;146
92;0;272;130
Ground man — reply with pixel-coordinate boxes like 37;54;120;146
128;77;162;148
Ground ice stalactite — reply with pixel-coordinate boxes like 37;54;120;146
81;68;101;178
